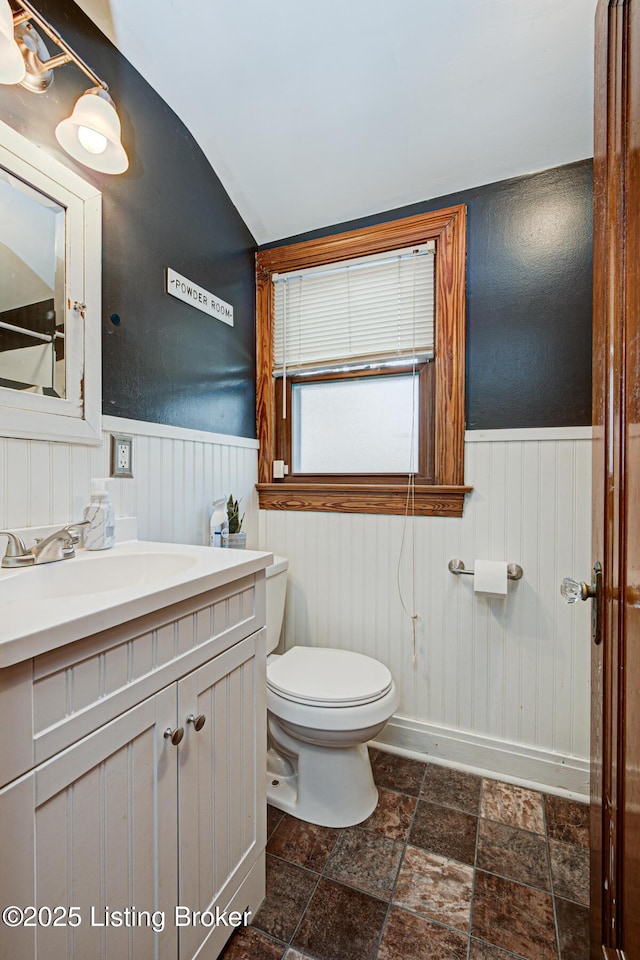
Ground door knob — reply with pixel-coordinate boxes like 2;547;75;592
164;726;184;745
560;578;595;602
561;561;602;645
187;713;206;732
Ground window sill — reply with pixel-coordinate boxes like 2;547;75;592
256;482;472;517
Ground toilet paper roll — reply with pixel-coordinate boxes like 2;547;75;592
473;560;508;596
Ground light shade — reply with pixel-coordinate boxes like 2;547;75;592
0;0;26;84
55;87;128;174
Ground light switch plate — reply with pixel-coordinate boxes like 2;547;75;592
110;434;134;478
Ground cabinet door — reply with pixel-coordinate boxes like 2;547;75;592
0;686;178;960
177;629;266;960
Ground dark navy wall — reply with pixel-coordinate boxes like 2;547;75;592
261;161;593;429
0;0;257;438
1;0;592;434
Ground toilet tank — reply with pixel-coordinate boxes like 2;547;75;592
265;555;288;654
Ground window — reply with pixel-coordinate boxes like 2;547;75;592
291;372;421;475
256;206;469;516
277;362;434;480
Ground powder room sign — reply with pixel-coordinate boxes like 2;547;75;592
166;268;234;326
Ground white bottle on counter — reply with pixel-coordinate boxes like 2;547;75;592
83;478;116;550
209;497;227;547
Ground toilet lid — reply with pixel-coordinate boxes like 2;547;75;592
267;647;393;706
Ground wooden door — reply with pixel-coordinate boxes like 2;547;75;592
177;630;266;960
0;687;179;960
592;1;640;956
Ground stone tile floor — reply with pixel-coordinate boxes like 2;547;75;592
220;750;590;960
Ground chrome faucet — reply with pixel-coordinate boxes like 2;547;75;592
0;522;90;568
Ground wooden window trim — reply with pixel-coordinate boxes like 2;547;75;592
256;206;471;517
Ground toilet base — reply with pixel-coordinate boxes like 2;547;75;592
267;715;379;828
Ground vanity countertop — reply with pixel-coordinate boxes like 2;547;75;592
0;540;272;668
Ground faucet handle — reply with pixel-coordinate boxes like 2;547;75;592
0;531;33;567
65;520;91;544
0;531;28;557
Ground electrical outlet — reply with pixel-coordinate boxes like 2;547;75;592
117;443;129;469
110;434;134;478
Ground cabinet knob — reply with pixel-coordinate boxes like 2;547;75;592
187;713;206;732
164;726;184;746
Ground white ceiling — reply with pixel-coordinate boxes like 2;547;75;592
74;0;595;245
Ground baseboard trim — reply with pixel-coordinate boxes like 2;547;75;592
371;715;590;801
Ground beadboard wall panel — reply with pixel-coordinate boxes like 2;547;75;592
0;423;591;793
259;435;592;794
0;418;259;548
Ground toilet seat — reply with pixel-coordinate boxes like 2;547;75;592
267;646;392;707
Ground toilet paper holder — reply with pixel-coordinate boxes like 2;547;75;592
448;559;523;581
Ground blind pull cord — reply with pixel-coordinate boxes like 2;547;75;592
397;251;422;667
282;280;287;420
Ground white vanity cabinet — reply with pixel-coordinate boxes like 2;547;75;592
0;566;267;960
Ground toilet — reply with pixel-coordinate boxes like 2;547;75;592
265;555;399;828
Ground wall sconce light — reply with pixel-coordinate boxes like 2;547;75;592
0;0;128;174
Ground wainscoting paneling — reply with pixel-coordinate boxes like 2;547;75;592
0;423;591;794
0;417;259;548
259;434;592;795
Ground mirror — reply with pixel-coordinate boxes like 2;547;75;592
0;119;102;445
0;168;66;397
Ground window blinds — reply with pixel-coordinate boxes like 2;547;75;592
272;244;435;375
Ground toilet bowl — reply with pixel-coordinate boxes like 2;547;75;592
265;556;399;828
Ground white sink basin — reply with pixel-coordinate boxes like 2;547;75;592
6;551;198;600
0;540;273;667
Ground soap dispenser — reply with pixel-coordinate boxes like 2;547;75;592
83;478;116;550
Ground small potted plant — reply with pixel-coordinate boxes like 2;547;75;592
222;494;246;549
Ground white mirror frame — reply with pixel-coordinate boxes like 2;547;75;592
0;119;101;445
